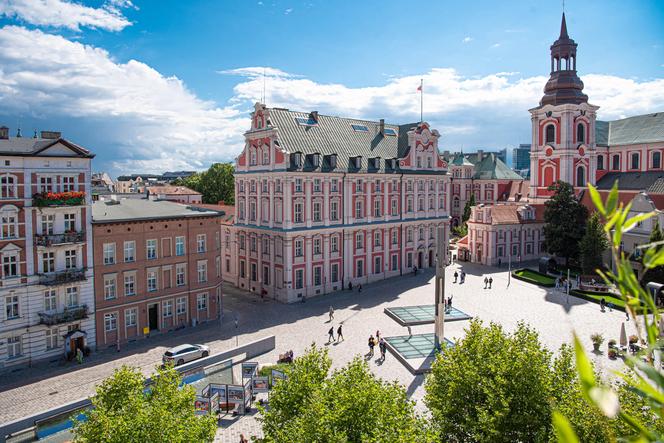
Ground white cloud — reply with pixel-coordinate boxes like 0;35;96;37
0;25;662;175
491;43;501;48
0;25;247;173
0;0;132;31
284;7;292;14
462;36;473;43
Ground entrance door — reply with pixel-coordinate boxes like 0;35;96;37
148;304;158;331
428;250;434;267
418;251;423;269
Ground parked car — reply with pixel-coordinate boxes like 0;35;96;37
162;344;210;366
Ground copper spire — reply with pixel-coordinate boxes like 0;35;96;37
539;13;588;106
560;12;569;39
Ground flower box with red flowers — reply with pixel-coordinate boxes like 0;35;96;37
33;191;86;207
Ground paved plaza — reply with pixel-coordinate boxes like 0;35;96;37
0;261;640;441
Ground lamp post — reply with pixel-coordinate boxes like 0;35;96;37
434;226;448;350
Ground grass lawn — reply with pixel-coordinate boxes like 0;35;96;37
512;269;556;287
571;290;625;310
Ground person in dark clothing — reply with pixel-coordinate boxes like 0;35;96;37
454;271;458;283
600;298;606;312
379;338;387;360
348;281;353;291
488;277;493;289
328;327;335;343
484;276;488;289
337;324;344;341
358;284;362;293
368;335;375;357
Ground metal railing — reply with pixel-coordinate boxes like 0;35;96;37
38;268;87;286
35;231;86;247
38;305;88;326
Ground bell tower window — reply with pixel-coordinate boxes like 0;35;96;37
545;124;555;144
576;166;585;187
576;123;585;143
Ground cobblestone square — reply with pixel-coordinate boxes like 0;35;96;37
0;261;639;441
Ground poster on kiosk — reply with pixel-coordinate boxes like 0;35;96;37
227;385;245;413
194;396;210;416
241;362;258;379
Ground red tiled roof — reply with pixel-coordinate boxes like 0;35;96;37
148;185;201;196
579;190;638;213
487;204;546;224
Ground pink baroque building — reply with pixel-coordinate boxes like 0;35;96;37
460;204;545;266
226;104;451;303
529;13;664;200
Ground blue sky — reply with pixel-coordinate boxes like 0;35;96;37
0;0;663;176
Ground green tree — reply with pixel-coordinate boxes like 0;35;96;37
579;212;609;275
543;181;588;266
176;163;235;205
462;193;476;224
642;219;664;283
73;365;216;443
260;345;429;442
425;320;611;443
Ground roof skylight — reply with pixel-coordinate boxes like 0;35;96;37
295;117;317;126
351;124;369;132
383;128;397;136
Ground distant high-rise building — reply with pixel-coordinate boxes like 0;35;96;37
513;144;531;171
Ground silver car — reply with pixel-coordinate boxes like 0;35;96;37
162;343;210;366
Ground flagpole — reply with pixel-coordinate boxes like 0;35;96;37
416;79;424;122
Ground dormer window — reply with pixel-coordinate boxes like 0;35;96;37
383;128;397;136
352;156;362;169
325;154;338;169
351;124;369;132
295;117;317;126
308;153;321;168
369;157;380;170
291;152;304;169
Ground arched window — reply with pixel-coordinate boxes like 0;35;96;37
453;196;459;208
545;124;555;144
0;175;17;199
612;155;620;170
576;166;586;187
631;152;640;170
597;155;604;171
653;152;661;169
576;123;585;143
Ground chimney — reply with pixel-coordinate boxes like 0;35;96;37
379;119;385;135
0;126;8;140
477;149;484;161
40;131;62;140
310;111;318;122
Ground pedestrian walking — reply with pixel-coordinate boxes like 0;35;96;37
348;281;353;291
368;335;375;357
498;258;502;267
379;338;387;360
454;271;458;283
461;271;466;284
447;296;453;309
484;276;488;289
329;306;334;321
600;298;606;312
358;284;362;293
488;277;493;289
555;277;560;290
239;434;249;443
337;324;344;341
328;326;335;343
76;347;83;364
375;330;380;343
607;302;614;312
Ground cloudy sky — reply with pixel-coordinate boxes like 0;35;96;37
0;0;662;176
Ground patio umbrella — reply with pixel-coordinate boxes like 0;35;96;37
620;322;627;348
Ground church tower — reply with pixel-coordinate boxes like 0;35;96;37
529;13;599;199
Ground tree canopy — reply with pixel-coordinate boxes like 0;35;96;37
543;181;588;265
579;212;609;275
425;320;611;442
462;193;476;224
642;219;664;284
259;344;429;442
73;365;217;443
175;163;234;205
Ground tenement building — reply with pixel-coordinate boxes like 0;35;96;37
92;199;223;348
0;128;95;368
226;104;450;302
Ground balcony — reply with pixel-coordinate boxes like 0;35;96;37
35;231;86;247
39;268;87;286
39;305;88;326
33;191;86;207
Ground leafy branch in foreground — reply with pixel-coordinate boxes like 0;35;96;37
554;181;664;442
